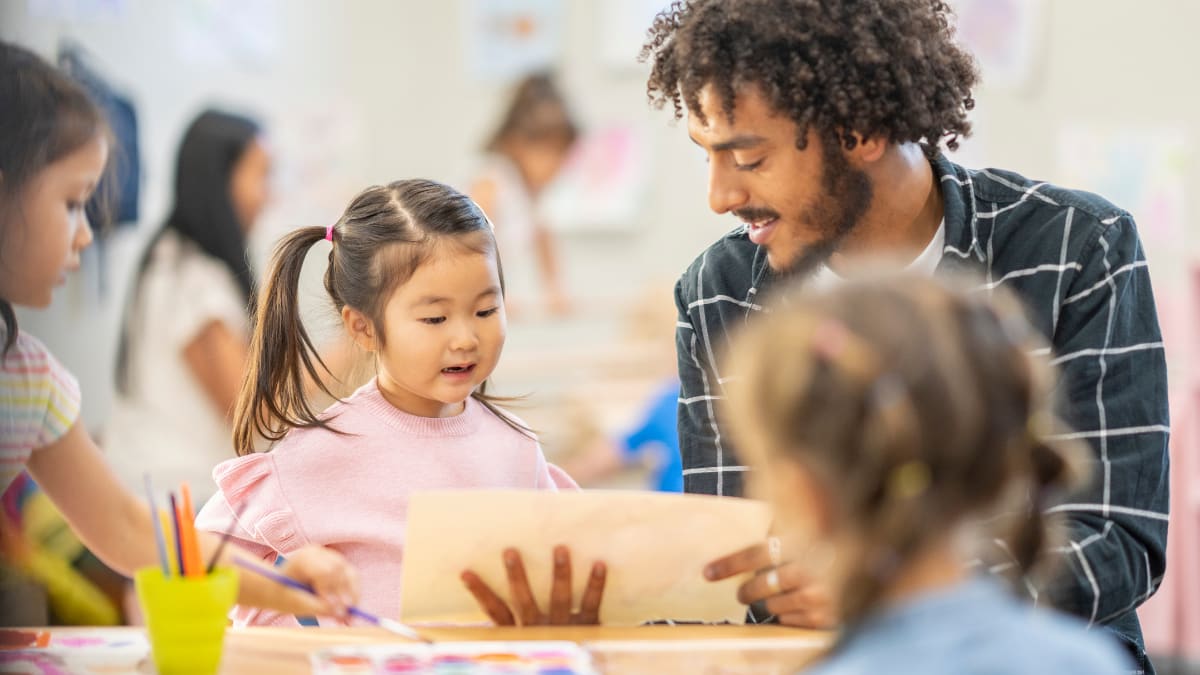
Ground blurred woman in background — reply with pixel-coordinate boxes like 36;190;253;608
470;73;577;317
108;109;269;501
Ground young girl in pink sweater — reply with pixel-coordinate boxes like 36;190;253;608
196;179;585;626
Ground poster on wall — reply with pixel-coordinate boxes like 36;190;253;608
951;0;1045;90
27;0;127;20
171;0;281;68
598;0;670;71
464;0;566;81
540;124;650;234
1056;125;1194;379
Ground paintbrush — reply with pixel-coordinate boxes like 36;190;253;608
232;558;431;643
204;501;250;575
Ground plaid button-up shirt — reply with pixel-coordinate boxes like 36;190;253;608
675;153;1169;666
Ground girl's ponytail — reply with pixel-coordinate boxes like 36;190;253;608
232;226;338;455
1009;431;1085;577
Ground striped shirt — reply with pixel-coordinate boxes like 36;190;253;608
675;153;1169;667
1;331;82;490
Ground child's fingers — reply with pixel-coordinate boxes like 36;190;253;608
283;586;337;618
340;563;360;608
283;547;356;617
461;570;515;626
574;561;606;625
704;542;772;581
548;545;572;624
502;548;542;626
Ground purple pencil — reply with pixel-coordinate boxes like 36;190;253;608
167;492;185;578
142;474;170;577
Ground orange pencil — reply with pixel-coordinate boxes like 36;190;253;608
177;484;204;577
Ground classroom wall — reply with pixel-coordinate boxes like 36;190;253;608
1;0;730;430
3;0;1197;431
4;0;1199;661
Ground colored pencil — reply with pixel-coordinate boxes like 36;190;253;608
142;474;170;576
178;483;203;578
231;558;430;642
167;493;185;577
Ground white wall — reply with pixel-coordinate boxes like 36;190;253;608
3;0;1198;426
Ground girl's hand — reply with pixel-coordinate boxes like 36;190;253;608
277;546;360;619
461;546;606;625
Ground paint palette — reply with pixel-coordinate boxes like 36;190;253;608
311;641;596;674
0;628;149;674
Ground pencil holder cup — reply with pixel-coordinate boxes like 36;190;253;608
134;566;238;675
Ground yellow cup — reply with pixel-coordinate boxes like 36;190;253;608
134;566;239;675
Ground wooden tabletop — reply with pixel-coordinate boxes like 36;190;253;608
221;624;831;674
6;625;830;673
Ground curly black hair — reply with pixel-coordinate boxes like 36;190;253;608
641;0;979;157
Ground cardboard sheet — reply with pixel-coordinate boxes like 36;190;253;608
400;490;771;626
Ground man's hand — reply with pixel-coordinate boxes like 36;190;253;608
705;539;837;628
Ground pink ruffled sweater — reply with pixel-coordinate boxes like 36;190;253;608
195;379;576;626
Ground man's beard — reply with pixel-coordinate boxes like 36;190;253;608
740;140;874;282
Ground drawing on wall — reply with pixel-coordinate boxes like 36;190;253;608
540;124;650;233
27;0;127;20
464;0;566;81
1056;124;1193;379
951;0;1045;90
171;0;281;68
598;0;670;70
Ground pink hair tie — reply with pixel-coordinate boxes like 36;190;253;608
325;224;335;242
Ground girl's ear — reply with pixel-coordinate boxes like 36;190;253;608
341;306;378;352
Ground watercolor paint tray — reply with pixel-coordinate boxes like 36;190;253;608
311;640;596;674
0;628;150;674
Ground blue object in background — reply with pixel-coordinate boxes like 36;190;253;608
620;379;683;493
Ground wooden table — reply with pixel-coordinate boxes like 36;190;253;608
222;625;830;674
5;625;830;674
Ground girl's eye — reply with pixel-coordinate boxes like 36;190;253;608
420;317;446;325
476;307;499;318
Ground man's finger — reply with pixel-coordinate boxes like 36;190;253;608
774;605;838;630
704;542;773;581
549;545;573;625
736;561;806;605
461;571;515;626
761;583;835;628
503;548;542;626
574;561;607;625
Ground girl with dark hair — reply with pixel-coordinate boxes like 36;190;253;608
0;40;358;620
108;109;271;499
194;179;603;627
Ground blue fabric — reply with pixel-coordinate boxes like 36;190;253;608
805;578;1134;675
620;380;682;492
59;45;140;226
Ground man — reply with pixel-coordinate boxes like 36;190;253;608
642;0;1169;670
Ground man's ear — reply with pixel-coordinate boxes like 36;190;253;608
341;306;378;352
849;133;887;165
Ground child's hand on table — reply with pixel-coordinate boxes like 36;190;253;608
461;545;606;626
275;546;361;619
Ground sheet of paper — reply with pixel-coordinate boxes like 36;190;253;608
400;490;771;626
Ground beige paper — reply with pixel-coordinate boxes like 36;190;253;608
400;490;771;626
